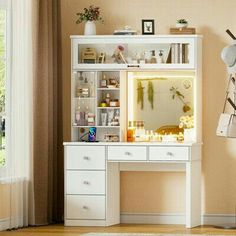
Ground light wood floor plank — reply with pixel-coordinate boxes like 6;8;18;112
1;224;236;236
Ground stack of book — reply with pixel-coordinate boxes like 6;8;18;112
170;27;196;35
113;29;137;35
171;43;189;63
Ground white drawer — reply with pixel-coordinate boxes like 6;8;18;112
108;146;147;161
66;171;105;195
149;146;189;161
65;146;105;170
66;195;105;220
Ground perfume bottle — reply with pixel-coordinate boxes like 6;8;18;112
127;121;134;142
101;75;107;88
84;106;89;126
150;50;157;63
157;50;164;63
105;93;111;106
75;105;81;125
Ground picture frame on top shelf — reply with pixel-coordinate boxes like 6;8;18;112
142;19;155;35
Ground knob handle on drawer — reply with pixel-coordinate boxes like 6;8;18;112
82;206;88;210
125;151;131;156
83;181;89;185
83;156;90;160
166;152;173;156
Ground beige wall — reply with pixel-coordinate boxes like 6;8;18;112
60;0;236;214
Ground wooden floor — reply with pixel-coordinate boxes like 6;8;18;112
1;224;236;236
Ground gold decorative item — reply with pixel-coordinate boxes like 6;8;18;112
137;81;144;109
156;125;184;135
81;48;97;63
148;81;154;109
98;53;106;63
170;86;191;113
179;115;195;141
104;134;119;142
182;79;192;90
177;132;184;142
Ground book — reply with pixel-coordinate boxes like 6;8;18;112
179;44;183;63
113;30;137;35
171;44;175;63
170;27;196;35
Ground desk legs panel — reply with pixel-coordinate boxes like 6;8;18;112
106;162;120;226
186;160;201;228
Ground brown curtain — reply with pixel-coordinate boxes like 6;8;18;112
32;0;63;225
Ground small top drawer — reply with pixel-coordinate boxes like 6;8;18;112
108;146;147;161
65;146;105;170
149;146;189;161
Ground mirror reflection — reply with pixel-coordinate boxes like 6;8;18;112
127;71;194;133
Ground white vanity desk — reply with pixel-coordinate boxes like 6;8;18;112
64;141;202;228
65;35;203;228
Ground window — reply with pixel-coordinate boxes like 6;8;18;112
0;0;10;168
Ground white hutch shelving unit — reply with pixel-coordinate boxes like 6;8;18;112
64;35;202;228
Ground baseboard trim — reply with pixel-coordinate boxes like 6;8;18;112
120;213;185;225
121;212;236;225
203;213;236;225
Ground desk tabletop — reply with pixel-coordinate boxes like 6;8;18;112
63;141;202;147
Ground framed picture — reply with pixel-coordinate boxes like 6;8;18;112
142;19;155;35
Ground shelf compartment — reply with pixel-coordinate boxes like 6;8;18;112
71;36;197;70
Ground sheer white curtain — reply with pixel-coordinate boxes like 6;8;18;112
0;0;34;230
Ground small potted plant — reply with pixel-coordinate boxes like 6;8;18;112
76;5;104;35
176;19;188;29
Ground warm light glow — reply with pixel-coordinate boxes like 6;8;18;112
128;72;134;122
127;71;196;142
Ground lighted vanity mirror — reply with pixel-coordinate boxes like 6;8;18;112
127;71;195;133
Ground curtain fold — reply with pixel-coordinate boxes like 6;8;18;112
32;0;62;225
0;0;34;230
0;0;63;230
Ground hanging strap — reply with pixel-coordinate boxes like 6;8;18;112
223;74;233;113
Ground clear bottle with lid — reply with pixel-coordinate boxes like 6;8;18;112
84;106;89;126
134;121;145;142
101;74;107;88
105;93;111;106
75;105;81;125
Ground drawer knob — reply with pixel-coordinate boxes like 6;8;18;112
83;156;90;160
166;152;174;156
83;181;89;185
125;151;131;156
82;206;88;210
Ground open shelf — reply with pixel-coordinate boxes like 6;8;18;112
73;63;195;71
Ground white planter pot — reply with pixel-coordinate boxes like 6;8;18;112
184;128;195;141
84;21;96;35
176;23;188;29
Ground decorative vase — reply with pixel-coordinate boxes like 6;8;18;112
184;128;195;141
84;21;96;35
176;23;188;29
